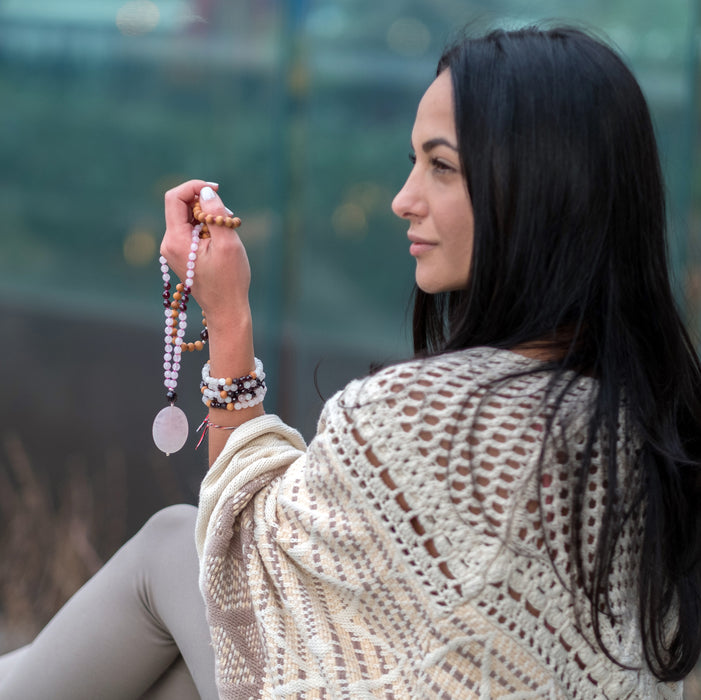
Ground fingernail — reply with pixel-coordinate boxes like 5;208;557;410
206;181;219;187
200;186;216;201
225;207;234;215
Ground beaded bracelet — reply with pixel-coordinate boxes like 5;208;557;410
200;358;267;411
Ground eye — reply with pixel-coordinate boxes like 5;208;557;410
430;157;455;174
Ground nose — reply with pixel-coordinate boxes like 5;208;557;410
391;169;426;221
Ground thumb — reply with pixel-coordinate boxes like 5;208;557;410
195;185;241;237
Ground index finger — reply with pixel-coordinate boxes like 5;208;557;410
164;179;219;231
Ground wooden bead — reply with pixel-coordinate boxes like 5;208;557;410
173;291;182;301
226;403;235;411
220;390;228;399
225;378;233;386
215;215;224;226
187;343;196;352
195;341;204;350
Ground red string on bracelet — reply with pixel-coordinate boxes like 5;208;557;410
196;414;238;449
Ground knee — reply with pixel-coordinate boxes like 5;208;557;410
138;504;198;548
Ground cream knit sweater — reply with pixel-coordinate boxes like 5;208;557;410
195;347;681;699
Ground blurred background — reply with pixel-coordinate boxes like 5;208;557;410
1;0;700;691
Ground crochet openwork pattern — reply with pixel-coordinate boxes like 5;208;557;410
198;347;680;699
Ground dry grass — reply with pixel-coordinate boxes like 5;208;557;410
0;433;129;651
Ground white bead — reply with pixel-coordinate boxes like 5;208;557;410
162;273;170;282
176;329;185;338
172;362;180;371
191;242;199;252
188;252;197;261
160;264;169;273
163;362;171;370
186;261;195;269
175;338;183;346
179;312;187;321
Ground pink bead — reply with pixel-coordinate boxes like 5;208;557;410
152;405;188;455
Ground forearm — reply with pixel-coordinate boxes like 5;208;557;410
204;309;264;466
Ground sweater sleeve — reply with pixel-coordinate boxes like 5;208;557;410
195;413;307;559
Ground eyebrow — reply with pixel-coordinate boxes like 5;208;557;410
420;137;459;153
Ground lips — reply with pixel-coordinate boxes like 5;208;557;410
408;234;436;256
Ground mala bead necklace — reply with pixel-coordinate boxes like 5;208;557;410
192;200;241;238
152;203;241;455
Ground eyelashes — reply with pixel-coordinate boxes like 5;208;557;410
408;151;456;174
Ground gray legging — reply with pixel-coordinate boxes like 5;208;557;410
0;504;218;700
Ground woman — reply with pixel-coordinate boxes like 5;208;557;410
1;25;700;699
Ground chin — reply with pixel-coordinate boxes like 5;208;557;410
416;277;466;295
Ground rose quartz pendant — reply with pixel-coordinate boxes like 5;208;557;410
152;405;189;455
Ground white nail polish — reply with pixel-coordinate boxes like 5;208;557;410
200;186;216;201
225;207;234;215
206;181;219;187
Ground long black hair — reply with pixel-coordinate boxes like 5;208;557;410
415;26;701;681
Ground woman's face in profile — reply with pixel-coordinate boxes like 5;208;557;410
392;69;474;294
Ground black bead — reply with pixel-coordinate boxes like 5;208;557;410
200;328;209;341
166;390;178;404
